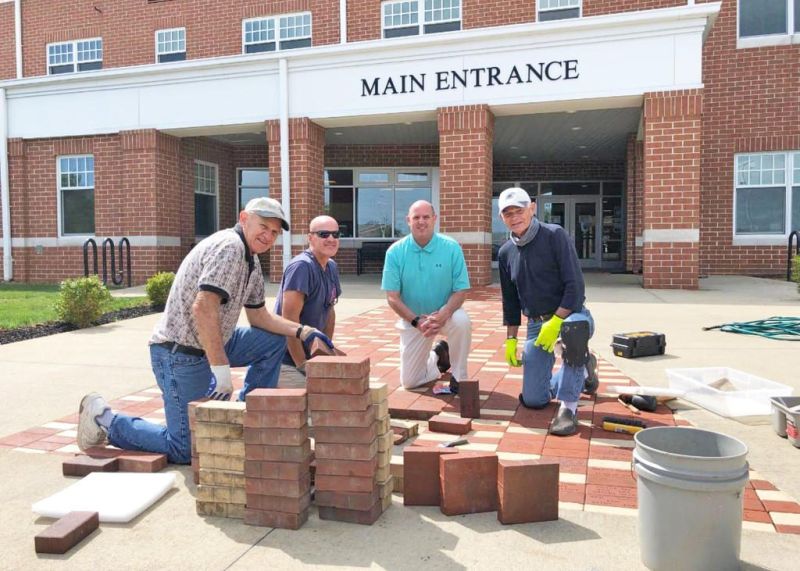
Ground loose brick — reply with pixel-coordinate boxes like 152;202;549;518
83;448;168;473
315;474;376;493
459;380;481;419
309;337;347;358
305;356;370;379
247;492;311;514
196;500;245;519
309;391;371;412
369;382;388;403
195;401;246;424
393;432;408;446
315;439;378;461
311;407;376;428
244;459;311;480
428;415;472;435
196;438;245;458
307;376;369;395
245;474;311;498
403;447;459;506
317;500;383;525
34;511;99;554
197;484;247;505
243;425;309;446
244;508;308;530
316;487;380;510
498;460;559;525
198;454;245;472
245;441;311;463
194;422;244;440
246;388;307;412
199;469;246;488
440;453;498;516
62;455;119;477
313;423;378;444
391;419;419;436
314;457;378;478
243;410;307;429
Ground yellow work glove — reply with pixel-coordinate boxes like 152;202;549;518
534;315;564;353
504;337;521;367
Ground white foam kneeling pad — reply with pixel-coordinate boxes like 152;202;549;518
33;472;176;523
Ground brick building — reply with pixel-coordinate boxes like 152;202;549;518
0;1;797;289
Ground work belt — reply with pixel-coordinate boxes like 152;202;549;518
528;312;555;323
154;341;205;357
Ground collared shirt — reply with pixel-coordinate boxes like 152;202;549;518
150;224;266;348
381;233;470;315
274;249;342;332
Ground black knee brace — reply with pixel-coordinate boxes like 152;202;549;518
561;321;590;368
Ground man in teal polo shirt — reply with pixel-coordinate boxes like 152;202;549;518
381;200;472;389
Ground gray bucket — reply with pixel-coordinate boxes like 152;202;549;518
633;427;749;571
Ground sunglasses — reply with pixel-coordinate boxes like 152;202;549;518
312;230;341;239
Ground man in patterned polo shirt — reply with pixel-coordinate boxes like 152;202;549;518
76;197;333;464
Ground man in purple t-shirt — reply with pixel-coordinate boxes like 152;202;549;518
274;215;343;372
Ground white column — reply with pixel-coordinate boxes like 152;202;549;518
340;0;348;44
1;88;12;280
279;58;291;270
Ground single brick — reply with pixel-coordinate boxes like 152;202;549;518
188;398;211;425
458;380;481;419
440;453;498;516
313;423;377;444
308;337;347;358
194;422;244;440
244;459;311;480
196;500;244;519
197;484;247;505
318;500;383;525
376;430;394;453
196;438;245;458
315;439;378;461
497;460;559;525
310;407;376;428
244;508;308;530
371;401;389;420
305;356;370;379
376;415;390;434
34;511;99;554
243;425;309;446
428;415;472;435
117;454;167;473
314;457;378;478
316;488;380;510
315;474;377;493
199;469;246;488
245;441;311;463
307;376;369;396
375;463;391;483
195;401;246;424
62;455;119;477
393;432;408;446
309;391;371;412
198;454;245;472
246;388;307;412
368;382;388;404
246;492;311;514
378;475;394;499
391;419;419;436
403;447;459;506
245;474;311;498
243;410;307;429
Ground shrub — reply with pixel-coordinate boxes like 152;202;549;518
55;276;112;328
793;255;800;293
145;272;175;307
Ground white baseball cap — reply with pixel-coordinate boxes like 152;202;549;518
244;197;290;231
498;187;532;213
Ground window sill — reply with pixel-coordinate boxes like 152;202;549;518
732;235;789;247
737;34;800;50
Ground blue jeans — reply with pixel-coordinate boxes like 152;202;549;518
107;327;286;464
520;309;595;408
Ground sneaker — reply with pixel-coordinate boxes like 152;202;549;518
433;340;451;373
77;392;110;451
549;407;577;436
583;352;599;396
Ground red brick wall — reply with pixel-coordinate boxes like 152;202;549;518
438;104;494;286
0;2;15;80
642;89;702;289
20;0;339;77
699;0;800;277
346;0;381;42
464;1;532;29
494;161;624;181
583;0;684;17
325;144;439;167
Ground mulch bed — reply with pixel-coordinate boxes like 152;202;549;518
0;305;161;345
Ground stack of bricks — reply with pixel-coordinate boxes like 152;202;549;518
306;356;392;525
243;388;312;530
193;400;247;519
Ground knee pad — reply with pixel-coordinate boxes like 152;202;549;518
561;320;590;368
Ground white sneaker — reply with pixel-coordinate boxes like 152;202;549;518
77;392;110;451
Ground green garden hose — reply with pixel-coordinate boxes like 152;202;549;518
703;316;800;341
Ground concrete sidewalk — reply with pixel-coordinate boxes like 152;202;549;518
1;274;798;570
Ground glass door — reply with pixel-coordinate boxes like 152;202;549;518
538;197;601;268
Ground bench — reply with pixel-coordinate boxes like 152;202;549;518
356;241;393;275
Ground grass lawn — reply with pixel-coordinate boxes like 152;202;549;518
0;283;149;330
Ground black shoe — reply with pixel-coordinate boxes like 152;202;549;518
583;352;599;395
449;375;459;395
549;407;577;436
433;340;451;373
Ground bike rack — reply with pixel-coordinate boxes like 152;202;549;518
82;238;98;278
84;237;131;287
788;230;800;282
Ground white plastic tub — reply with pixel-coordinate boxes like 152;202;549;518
666;367;793;418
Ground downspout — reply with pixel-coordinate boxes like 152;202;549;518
15;0;22;78
340;0;347;44
1;88;12;281
279;58;291;270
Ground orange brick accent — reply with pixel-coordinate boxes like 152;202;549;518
266;118;326;282
437;104;494;286
642;89;702;289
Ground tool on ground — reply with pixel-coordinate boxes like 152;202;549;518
609;385;685;399
619;394;658;413
611;331;666;358
439;437;469;448
702;316;800;341
602;416;646;435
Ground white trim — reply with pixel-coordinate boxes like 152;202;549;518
635;235;643;247
340;0;348;43
538;0;582;21
0;87;10;280
279;58;291;270
733;150;798;239
242;16;276;54
47;37;103;75
731;235;789;247
12;236;182;248
155;27;186;63
642;229;699;243
193;159;219;237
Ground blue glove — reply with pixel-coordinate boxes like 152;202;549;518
299;325;334;350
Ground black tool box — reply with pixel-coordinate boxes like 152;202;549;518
611;331;666;359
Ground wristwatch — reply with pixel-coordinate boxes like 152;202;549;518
410;316;421;328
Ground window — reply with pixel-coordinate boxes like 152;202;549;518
323;168;432;238
237;169;269;211
47;39;103;75
538;0;581;22
156;28;186;63
381;0;460;38
738;0;799;44
734;152;800;236
58;156;95;235
195;161;218;238
243;13;311;53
